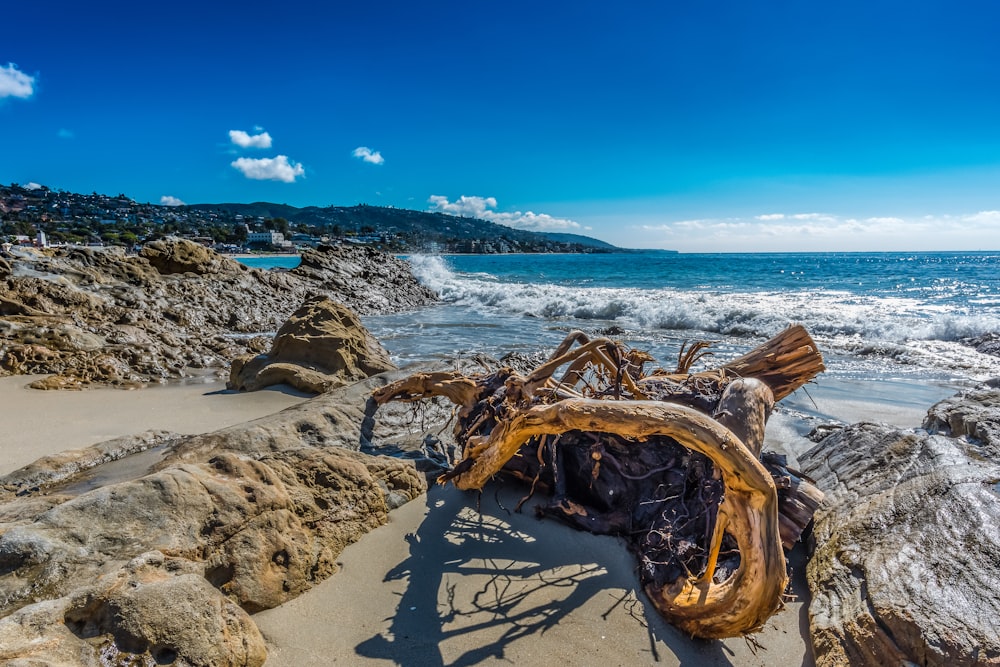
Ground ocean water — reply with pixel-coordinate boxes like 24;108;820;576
374;251;1000;448
242;251;1000;442
367;252;1000;381
234;255;302;270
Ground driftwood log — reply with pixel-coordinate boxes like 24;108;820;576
372;324;825;638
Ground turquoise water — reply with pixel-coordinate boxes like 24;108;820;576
235;255;302;270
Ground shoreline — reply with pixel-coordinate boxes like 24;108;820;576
227;252;301;259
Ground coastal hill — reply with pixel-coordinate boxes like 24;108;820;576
188;201;618;252
0;183;618;253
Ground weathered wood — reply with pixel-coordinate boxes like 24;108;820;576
643;324;825;402
719;324;825;401
443;397;788;638
713;378;774;458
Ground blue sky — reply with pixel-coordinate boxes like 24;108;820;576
2;0;999;252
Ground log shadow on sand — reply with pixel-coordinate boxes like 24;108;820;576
352;481;801;667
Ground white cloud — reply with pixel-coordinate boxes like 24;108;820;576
964;210;1000;225
429;195;497;217
231;155;305;182
790;212;837;222
0;63;35;99
428;195;581;231
24;182;42;190
352;146;385;165
631;211;982;251
160;195;186;206
229;129;273;149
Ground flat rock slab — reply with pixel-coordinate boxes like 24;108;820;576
800;385;1000;667
0;375;429;665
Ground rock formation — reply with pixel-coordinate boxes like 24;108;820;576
0;239;435;388
800;384;1000;667
229;295;395;393
0;373;429;665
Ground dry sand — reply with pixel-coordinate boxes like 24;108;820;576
255;483;814;667
2;374;945;666
0;375;310;476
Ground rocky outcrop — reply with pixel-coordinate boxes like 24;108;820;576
962;333;1000;358
0;240;436;388
291;244;433;314
922;382;1000;456
229;295;395;393
0;374;429;664
800;385;1000;667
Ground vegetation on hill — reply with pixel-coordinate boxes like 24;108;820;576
0;183;619;253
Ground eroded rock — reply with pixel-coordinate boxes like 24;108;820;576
0;551;266;667
800;387;1000;667
0;375;429;664
0;241;435;387
229;295;395;393
922;383;1000;456
140;237;245;276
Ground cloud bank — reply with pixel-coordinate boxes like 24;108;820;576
229;129;272;149
636;210;1000;252
160;195;186;206
352;146;384;165
231;155;305;182
0;63;35;99
428;195;580;231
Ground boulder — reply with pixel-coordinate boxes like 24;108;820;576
139;237;244;276
229;295;395;393
800;386;1000;667
922;383;1000;456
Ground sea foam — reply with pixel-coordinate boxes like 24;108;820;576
404;254;1000;381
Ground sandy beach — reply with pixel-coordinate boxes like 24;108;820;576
0;374;947;665
0;376;310;476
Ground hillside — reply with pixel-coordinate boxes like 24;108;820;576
1;183;619;253
188;202;618;251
